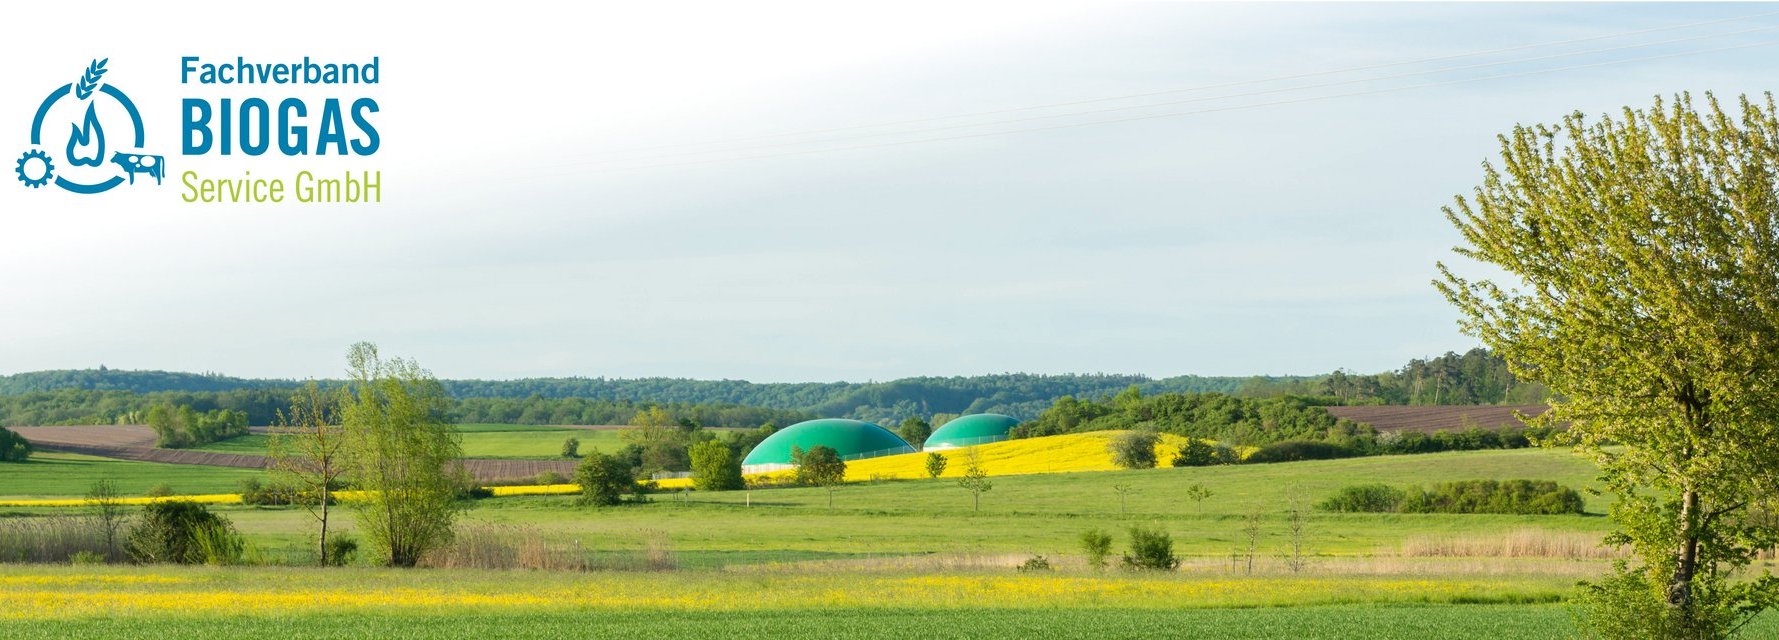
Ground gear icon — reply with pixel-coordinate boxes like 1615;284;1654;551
16;149;53;188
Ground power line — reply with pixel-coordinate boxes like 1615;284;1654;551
591;9;1779;158
579;21;1779;167
579;38;1779;174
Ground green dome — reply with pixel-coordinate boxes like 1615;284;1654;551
742;419;914;467
924;414;1020;449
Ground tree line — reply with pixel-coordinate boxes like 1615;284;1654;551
0;350;1546;429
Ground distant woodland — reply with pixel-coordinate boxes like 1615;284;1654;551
0;349;1544;427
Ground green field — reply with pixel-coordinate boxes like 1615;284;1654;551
0;453;266;499
11;446;1761;639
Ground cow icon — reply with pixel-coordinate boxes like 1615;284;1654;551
110;152;164;185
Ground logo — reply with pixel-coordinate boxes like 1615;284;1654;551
15;58;161;194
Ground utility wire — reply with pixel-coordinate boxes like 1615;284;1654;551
580;21;1779;167
579;38;1779;175
592;8;1779;158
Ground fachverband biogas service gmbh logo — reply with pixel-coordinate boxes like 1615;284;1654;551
16;55;383;204
14;58;161;194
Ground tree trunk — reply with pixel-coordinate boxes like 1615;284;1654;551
1668;488;1701;615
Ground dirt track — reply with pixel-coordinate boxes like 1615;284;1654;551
11;425;576;482
1320;405;1548;434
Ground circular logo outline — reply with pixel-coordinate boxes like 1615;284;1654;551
30;83;144;195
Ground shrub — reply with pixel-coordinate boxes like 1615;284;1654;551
1399;479;1586;515
924;452;948;478
536;470;567;485
560;437;581;459
144;484;175;498
1017;554;1053;572
1122;525;1178;570
324;535;359;567
0;427;32;462
576;452;638;506
689;440;743;491
125;501;240;565
69;550;106;565
1109;431;1159;469
1317;483;1407;513
1171;439;1218;467
1244;440;1359;464
1079;529;1113;569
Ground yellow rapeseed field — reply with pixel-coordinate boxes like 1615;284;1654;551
0;567;1566;620
1;430;1197;506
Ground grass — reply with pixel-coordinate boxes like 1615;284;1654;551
6;564;1774;639
137;447;1617;562
0;453;264;499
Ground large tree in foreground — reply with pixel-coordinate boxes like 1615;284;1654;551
339;342;465;567
1438;93;1779;638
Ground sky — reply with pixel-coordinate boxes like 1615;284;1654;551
0;2;1774;382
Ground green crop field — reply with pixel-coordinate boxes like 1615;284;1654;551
0;453;266;499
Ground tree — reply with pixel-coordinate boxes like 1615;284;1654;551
794;445;846;508
1437;93;1779;637
575;451;637;506
1080;529;1113;570
338;342;465;568
269;382;346;567
898;417;932;449
1109;431;1159;469
924;451;948;478
560;437;581;459
1239;509;1263;574
689;439;743;491
0;427;31;462
1112;484;1136;515
1172;439;1218;467
956;449;993;512
87;478;126;561
1185;482;1213;514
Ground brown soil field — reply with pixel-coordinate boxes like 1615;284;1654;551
1321;405;1548;434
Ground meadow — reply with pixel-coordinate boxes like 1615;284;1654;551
10;433;1763;639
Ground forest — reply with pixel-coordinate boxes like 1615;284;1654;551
0;349;1543;427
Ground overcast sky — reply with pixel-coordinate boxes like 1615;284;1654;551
1;2;1773;381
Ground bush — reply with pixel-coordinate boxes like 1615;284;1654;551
1079;529;1113;569
144;484;175;498
1316;483;1407;513
125;501;241;565
1017;554;1053;572
1109;431;1159;469
576;452;638;506
689;439;743;491
1244;440;1359;464
1171;438;1218;467
1121;525;1178;570
69;550;106;565
324;535;359;567
560;437;581;459
924;452;948;478
0;427;32;462
1399;479;1586;515
536;470;567;485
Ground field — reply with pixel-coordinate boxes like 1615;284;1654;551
8;431;1772;639
191;424;639;460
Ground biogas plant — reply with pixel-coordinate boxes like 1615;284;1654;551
740;414;1019;474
